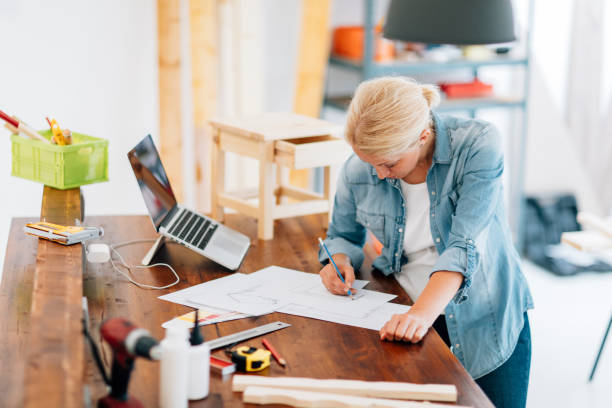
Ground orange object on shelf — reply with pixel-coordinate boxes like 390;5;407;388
439;79;494;99
332;25;395;62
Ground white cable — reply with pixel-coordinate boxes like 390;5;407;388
109;239;180;290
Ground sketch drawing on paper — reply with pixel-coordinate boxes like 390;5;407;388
227;291;278;305
293;283;366;301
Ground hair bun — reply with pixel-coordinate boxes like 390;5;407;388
421;84;441;109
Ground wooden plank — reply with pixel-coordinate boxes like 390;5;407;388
293;0;332;117
158;0;183;201
211;128;225;222
279;185;324;202
218;193;259;218
219;130;261;159
191;0;218;214
274;199;329;219
23;186;84;407
0;217;38;407
233;376;457;402
258;141;276;239
208;113;342;141
292;0;332;189
242;387;469;408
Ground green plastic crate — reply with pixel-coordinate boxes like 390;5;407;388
11;130;108;190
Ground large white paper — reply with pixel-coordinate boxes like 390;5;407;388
278;302;411;331
158;273;251;321
187;266;396;317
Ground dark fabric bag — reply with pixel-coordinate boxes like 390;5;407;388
524;193;611;276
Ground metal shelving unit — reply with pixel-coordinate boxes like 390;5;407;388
322;0;534;251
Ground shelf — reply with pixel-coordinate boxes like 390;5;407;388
324;95;526;113
329;54;529;77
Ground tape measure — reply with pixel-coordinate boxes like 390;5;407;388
231;346;271;372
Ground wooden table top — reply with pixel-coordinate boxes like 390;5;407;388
1;211;493;407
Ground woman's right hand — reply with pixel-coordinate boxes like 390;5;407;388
319;253;356;296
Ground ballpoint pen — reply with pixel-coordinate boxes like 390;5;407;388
318;237;354;299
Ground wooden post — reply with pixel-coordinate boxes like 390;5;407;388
211;128;225;222
292;0;332;189
190;0;218;214
158;0;184;200
23;187;84;407
258;141;276;240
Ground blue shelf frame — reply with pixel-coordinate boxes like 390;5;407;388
322;0;534;252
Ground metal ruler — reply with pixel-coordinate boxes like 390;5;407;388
205;321;291;350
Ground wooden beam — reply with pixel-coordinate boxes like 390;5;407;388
294;0;332;117
242;386;468;408
292;0;332;189
274;199;329;220
23;187;84;407
218;193;259;218
191;0;218;213
233;375;458;402
158;0;183;200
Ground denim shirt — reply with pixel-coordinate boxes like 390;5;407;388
319;112;534;379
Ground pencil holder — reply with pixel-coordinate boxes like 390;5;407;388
10;130;109;190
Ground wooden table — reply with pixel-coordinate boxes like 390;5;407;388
1;200;493;407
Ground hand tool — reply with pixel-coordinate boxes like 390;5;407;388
0;109;50;143
230;346;271;372
204;321;290;350
98;318;162;408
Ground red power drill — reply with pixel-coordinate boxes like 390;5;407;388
97;318;162;408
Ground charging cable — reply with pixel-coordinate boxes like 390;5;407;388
108;239;180;290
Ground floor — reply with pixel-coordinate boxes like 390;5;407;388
1;218;611;407
523;260;612;408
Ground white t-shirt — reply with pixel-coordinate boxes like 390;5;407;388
394;180;439;303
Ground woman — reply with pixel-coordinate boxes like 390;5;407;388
318;77;533;408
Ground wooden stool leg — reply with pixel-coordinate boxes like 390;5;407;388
323;165;337;228
211;129;225;222
276;165;289;205
258;142;276;240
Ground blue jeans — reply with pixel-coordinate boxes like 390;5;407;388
433;312;531;408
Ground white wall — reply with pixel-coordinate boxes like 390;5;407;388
0;0;158;270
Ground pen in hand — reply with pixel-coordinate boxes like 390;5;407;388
318;237;354;300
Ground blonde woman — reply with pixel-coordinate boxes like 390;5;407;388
318;77;533;408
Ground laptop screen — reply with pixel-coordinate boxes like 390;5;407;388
127;135;177;230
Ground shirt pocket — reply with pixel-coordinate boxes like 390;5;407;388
355;209;386;245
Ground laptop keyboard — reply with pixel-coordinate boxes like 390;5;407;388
167;209;218;250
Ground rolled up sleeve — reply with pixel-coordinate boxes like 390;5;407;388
431;125;503;304
319;162;366;269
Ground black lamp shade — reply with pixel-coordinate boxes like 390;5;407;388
383;0;516;45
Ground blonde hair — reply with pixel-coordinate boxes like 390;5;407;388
345;77;440;157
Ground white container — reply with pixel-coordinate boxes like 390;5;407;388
188;342;210;400
159;326;190;408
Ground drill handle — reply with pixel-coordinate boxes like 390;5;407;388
109;356;135;401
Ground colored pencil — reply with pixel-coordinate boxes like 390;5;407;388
262;338;286;367
318;237;354;299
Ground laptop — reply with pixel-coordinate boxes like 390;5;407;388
127;134;250;270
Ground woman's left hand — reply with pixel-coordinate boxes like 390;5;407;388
379;309;434;343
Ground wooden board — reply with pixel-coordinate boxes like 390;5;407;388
190;0;218;214
233;376;457;402
293;0;332;118
158;0;184;201
23;186;84;407
242;386;469;408
208;113;343;141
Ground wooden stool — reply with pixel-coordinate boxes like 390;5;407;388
208;113;349;240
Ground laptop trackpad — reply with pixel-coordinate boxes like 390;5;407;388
209;232;244;255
